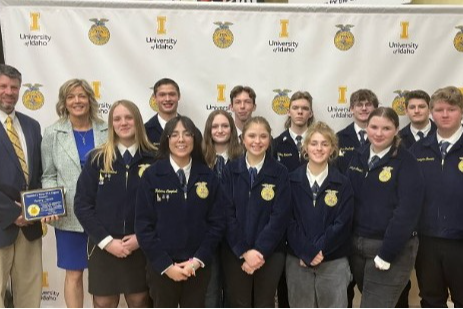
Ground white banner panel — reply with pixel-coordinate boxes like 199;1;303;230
1;1;463;307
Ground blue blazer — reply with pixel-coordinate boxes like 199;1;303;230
399;120;437;149
144;114;163;147
0;112;42;248
74;149;155;245
410;133;463;240
287;165;354;265
272;130;307;173
347;145;424;263
336;123;368;175
222;155;291;259
135;158;226;274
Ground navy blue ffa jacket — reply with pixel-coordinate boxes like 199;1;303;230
336;123;366;174
272;130;307;172
144;114;163;147
287;165;354;266
399;120;437;149
347;145;424;263
410;133;463;240
135;158;226;274
74;149;155;245
222;155;291;259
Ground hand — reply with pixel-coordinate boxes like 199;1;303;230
121;234;139;253
165;264;189;282
310;251;324;267
299;259;307;268
176;259;201;277
14;215;33;227
241;261;256;275
41;215;60;224
243;249;265;269
105;239;131;258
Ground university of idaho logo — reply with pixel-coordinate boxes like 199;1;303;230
454;26;463;52
334;24;355;51
88;18;110;45
272;89;291;115
148;87;158;112
22;83;44;110
391;90;409;116
213;22;234;49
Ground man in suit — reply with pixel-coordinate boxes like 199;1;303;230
0;64;43;307
399;90;437;149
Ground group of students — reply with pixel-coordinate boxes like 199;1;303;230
1;62;462;308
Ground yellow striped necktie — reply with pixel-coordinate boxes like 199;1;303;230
6;116;29;182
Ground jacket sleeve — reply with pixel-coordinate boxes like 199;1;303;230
193;175;226;265
74;155;110;244
41;126;58;189
222;166;251;258
254;168;292;258
379;154;424;263
135;171;174;274
315;180;354;256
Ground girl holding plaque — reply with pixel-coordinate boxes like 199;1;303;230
286;121;354;307
221;116;291;307
74;100;156;307
135;115;225;307
347;107;424;307
41;79;107;308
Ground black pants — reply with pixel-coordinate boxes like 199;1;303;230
415;236;463;308
147;264;211;308
221;244;285;307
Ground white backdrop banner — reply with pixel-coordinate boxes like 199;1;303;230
1;0;463;307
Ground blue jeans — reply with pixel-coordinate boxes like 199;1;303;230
350;236;418;308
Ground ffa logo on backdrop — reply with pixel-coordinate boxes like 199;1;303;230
391;90;408;116
334;24;355;51
22;83;44;111
149;87;158;112
88;18;111;45
272;89;291;115
213;22;234;49
454;26;463;52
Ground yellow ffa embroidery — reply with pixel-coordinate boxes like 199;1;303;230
195;182;209;199
27;204;40;217
261;184;275;201
379;167;393;182
324;190;338;207
277;152;292;157
458;160;463;173
417;157;435;162
349;166;363;173
339;147;354;157
138;164;150;178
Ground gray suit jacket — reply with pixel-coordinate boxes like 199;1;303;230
41;119;108;232
0;112;42;248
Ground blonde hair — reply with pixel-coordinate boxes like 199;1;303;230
93;100;157;172
56;79;103;123
302;121;339;163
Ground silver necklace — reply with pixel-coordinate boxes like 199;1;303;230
76;130;89;145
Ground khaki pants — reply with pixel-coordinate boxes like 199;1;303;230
0;230;42;308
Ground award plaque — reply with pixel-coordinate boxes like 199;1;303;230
21;187;66;221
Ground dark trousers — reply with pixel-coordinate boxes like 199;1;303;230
221;244;285;307
147;264;211;308
415;236;463;308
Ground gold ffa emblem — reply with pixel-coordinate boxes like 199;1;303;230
27;204;40;217
213;22;234;49
138;164;150;178
22;83;44;111
196;182;209;199
261;184;275;201
88;18;110;45
148;87;159;112
334;24;355;51
454;26;463;52
324;190;338;207
458;160;463;173
272;89;291;115
392;90;409;116
379;166;393;182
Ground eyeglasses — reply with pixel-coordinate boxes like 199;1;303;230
168;131;194;140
